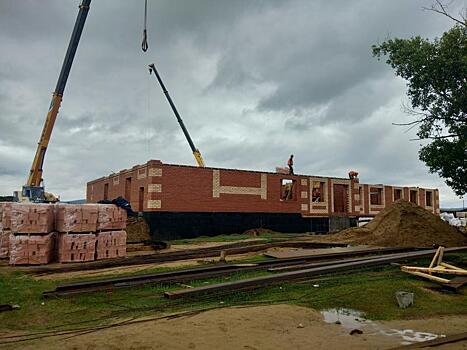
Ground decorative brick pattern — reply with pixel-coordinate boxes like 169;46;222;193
86;160;441;218
309;177;329;214
137;167;147;180
301;191;308;199
113;176;119;185
330;179;353;214
147;200;161;209
149;168;162;177
366;184;385;215
148;184;162;193
301;204;308;211
213;170;267;199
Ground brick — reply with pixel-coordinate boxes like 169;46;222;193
97;205;127;230
56;233;96;263
55;203;98;232
9;232;55;265
0;202;13;230
11;203;54;234
95;230;126;260
0;229;10;258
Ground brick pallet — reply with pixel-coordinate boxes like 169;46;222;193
95;230;127;260
0;202;127;265
11;203;54;234
9;232;55;265
57;233;96;263
97;204;127;230
55;203;98;233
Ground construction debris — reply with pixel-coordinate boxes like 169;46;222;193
322;201;467;248
400;246;467;285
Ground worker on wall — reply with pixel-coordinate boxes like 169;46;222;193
288;155;294;175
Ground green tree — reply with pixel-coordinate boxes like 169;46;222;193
372;20;466;196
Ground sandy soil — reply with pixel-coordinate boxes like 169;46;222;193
8;304;467;350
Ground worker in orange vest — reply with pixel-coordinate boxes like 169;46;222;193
288;155;294;175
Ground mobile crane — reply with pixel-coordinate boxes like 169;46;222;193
16;0;205;202
17;0;91;202
148;63;205;167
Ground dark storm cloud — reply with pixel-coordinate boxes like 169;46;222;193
0;0;464;206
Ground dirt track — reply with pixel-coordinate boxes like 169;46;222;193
9;304;467;350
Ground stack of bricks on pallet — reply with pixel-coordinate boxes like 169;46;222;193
55;203;98;233
97;204;127;230
96;230;127;260
9;203;55;265
0;202;127;265
57;232;96;263
11;203;54;234
0;203;12;258
9;232;55;265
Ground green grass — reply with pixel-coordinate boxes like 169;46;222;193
0;252;465;334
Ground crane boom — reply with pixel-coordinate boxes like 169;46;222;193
22;0;92;201
148;63;205;167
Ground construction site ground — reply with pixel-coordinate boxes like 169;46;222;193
0;232;466;349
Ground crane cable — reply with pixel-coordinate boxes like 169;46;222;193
141;0;148;52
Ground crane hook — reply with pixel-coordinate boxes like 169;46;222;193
141;0;148;52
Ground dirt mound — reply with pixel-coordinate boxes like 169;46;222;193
329;200;467;248
125;216;151;242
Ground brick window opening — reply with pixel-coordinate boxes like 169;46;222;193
125;177;132;202
370;187;383;205
104;183;109;200
394;188;402;201
426;191;433;207
281;179;296;201
410;190;418;204
312;181;325;202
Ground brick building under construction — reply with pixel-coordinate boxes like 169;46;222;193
87;160;440;240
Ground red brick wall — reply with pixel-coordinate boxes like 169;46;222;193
86;160;440;217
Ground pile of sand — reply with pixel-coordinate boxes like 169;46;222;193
328;200;467;248
125;216;151;242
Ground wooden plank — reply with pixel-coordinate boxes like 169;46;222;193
403;270;450;284
401;266;467;276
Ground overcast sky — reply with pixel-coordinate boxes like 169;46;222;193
0;0;464;207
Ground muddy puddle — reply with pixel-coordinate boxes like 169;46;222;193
321;308;445;346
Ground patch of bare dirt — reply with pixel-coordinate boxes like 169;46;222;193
9;304;467;350
321;200;467;248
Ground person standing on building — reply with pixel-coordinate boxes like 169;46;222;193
288;154;294;175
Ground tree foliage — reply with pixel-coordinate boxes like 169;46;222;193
372;24;466;196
